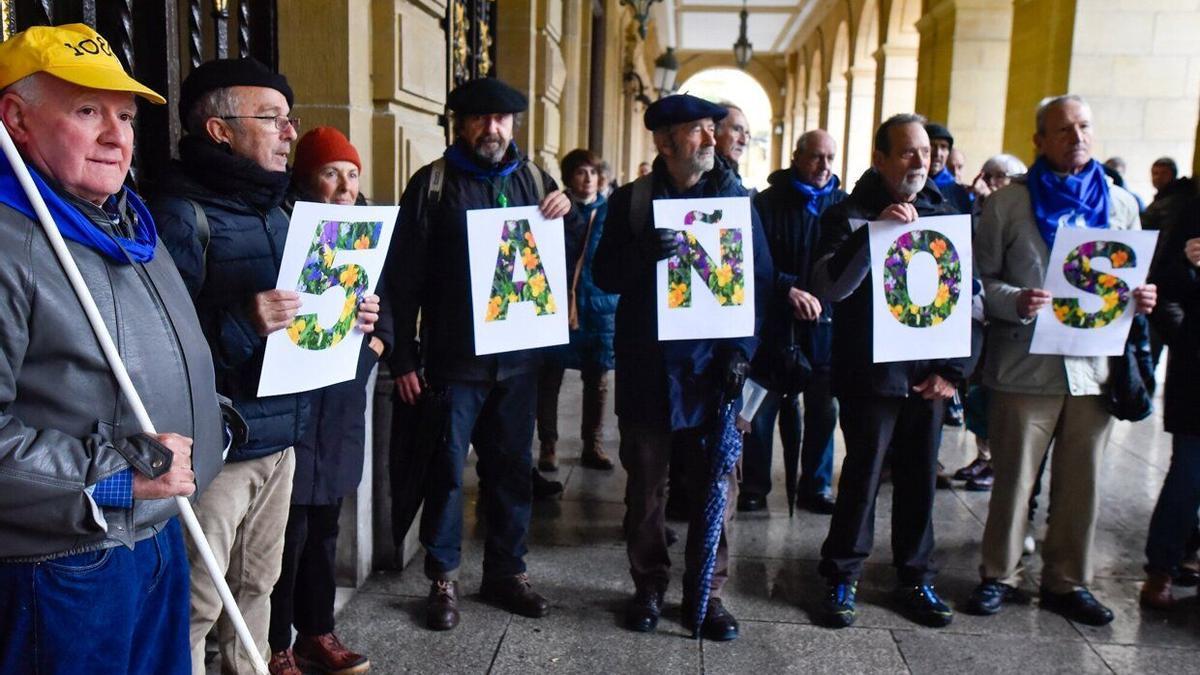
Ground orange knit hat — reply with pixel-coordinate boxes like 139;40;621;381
292;126;361;180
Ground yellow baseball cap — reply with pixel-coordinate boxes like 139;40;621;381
0;23;165;104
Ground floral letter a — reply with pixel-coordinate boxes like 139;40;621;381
485;219;557;322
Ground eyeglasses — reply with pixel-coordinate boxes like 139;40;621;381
219;115;300;133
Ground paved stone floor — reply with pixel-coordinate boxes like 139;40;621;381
333;376;1200;674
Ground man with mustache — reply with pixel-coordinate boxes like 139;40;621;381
150;58;381;674
382;77;579;632
809;114;973;629
966;95;1155;625
593;94;774;641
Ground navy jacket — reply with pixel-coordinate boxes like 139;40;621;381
593;156;774;430
564;194;618;371
151;167;310;462
812;169;978;398
384;146;584;383
1149;195;1200;435
752;168;848;383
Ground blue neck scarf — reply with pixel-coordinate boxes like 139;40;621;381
1025;156;1110;248
792;174;840;216
931;167;956;189
0;155;156;263
443;142;523;179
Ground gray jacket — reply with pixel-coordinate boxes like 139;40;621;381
0;199;224;562
975;175;1140;396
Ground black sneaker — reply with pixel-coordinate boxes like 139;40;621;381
531;469;563;500
819;582;857;628
898;584;953;627
966;580;1019;615
1039;588;1114;626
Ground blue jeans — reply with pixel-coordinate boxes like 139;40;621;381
422;374;537;580
1146;433;1200;575
0;518;190;675
742;372;837;499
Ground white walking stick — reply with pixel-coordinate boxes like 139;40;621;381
0;122;270;675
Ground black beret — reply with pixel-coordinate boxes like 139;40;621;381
447;77;528;114
924;122;954;146
179;57;294;123
643;94;728;131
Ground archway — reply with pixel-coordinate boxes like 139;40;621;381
824;21;850;178
677;68;775;190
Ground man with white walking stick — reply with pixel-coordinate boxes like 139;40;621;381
0;24;228;674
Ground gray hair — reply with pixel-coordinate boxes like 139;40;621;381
1035;94;1088;135
874;113;927;155
186;86;241;136
982;153;1027;177
1;72;47;105
795;129;835;156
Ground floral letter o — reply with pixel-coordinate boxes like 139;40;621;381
882;229;962;328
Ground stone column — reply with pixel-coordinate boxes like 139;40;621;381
822;80;848;177
844;64;878;186
873;43;918;127
914;0;1013;180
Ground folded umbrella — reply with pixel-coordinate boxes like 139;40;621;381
690;399;743;637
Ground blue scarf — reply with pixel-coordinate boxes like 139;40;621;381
931;167;956;189
792;174;840;216
443;142;523;179
0;155;156;264
1025;156;1110;248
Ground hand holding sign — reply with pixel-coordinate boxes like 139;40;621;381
1029;227;1158;356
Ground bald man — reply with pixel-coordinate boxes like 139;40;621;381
742;129;847;514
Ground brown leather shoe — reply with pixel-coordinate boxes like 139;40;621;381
293;633;370;674
538;443;558;471
427;580;460;631
268;648;303;675
480;573;550;618
1141;571;1175;610
580;447;615;470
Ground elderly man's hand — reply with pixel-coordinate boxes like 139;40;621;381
970;171;992;199
912;374;956;401
879;202;919;223
132;433;195;500
788;288;822;321
249;289;302;336
395;371;423;405
1185;238;1200;268
1017;288;1053;319
538;189;572;220
357;294;381;334
1133;284;1157;315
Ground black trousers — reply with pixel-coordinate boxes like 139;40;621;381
269;502;342;651
819;394;943;585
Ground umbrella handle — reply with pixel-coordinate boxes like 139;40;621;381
0;122;270;675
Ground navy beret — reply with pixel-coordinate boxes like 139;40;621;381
643;94;728;131
924;122;954;146
447;77;528;114
180;57;294;124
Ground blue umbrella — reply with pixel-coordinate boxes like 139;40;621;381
690;399;744;637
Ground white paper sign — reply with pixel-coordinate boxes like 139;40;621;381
654;197;756;341
258;201;399;397
869;214;973;363
1029;227;1158;356
466;205;569;355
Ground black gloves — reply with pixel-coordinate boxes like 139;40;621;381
653;228;680;261
721;350;750;400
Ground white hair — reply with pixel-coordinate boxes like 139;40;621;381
1;72;47;105
981;153;1027;177
185;86;242;136
1035;94;1089;135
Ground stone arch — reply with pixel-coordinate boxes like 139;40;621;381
844;0;880;185
823;20;851;177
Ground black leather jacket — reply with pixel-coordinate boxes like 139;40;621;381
0;199;224;561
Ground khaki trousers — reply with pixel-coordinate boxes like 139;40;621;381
980;393;1112;593
188;448;295;675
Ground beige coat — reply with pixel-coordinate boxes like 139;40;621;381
975;175;1141;396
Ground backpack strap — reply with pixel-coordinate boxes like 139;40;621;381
185;197;211;284
629;174;654;234
524;159;546;203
